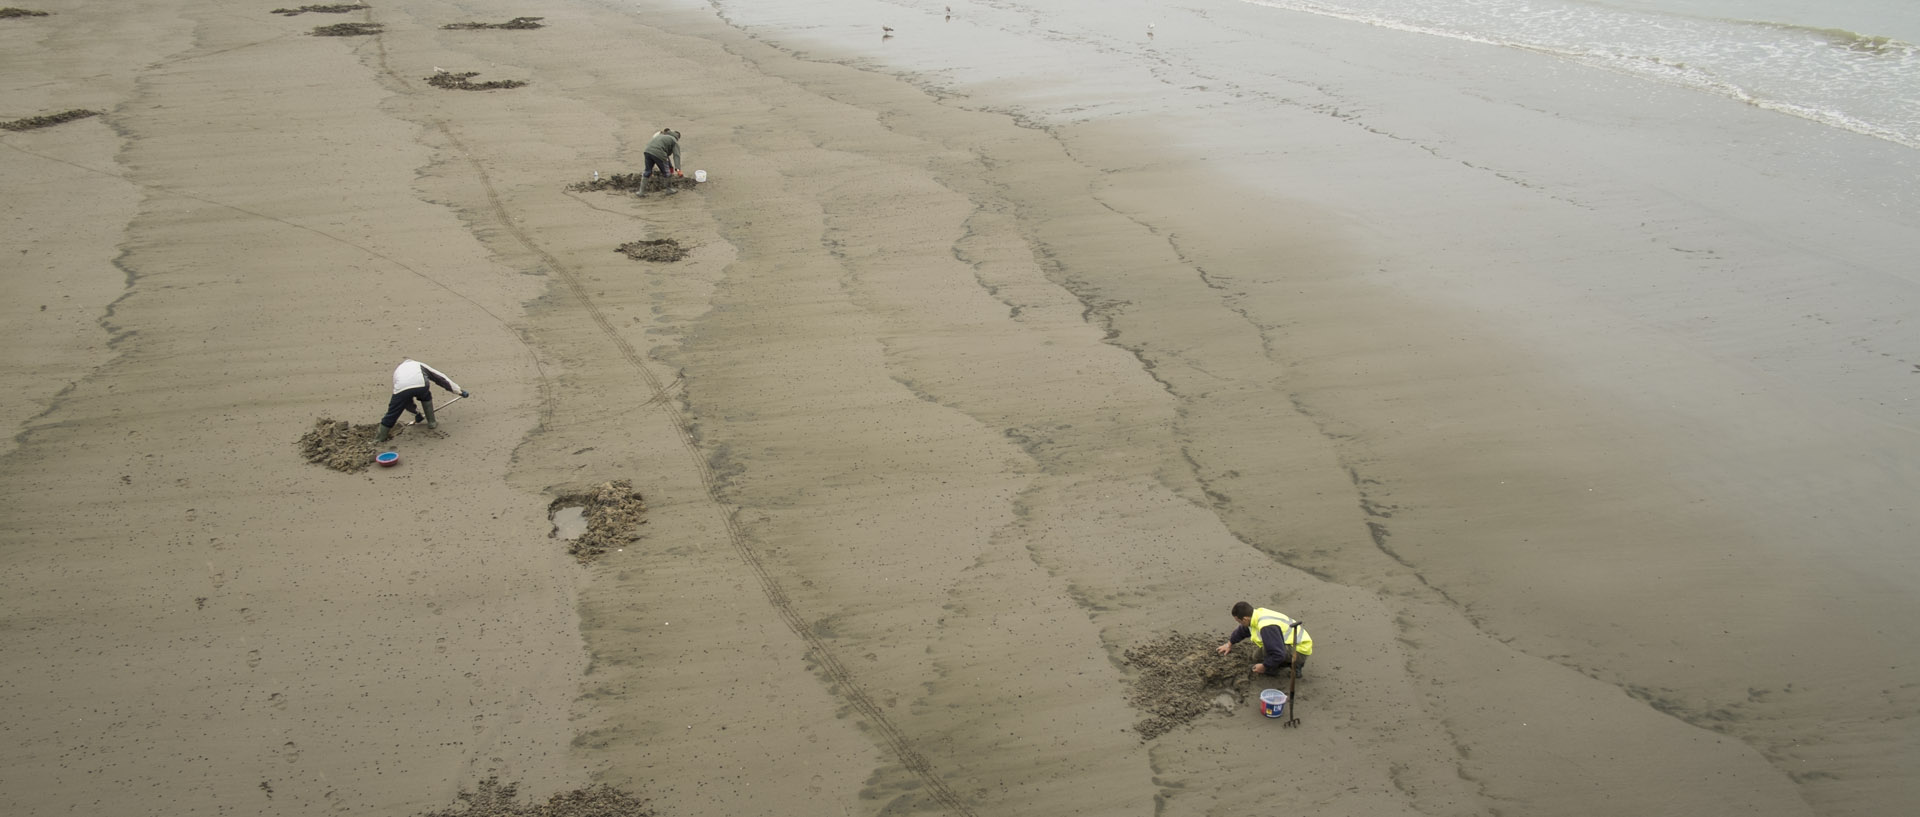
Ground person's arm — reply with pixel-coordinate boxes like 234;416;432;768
671;140;683;172
1216;624;1252;655
418;363;465;396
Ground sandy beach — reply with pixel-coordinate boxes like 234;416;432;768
4;0;1916;815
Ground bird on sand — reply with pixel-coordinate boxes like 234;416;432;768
883;25;894;34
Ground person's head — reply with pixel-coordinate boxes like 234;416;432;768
1230;601;1254;623
669;129;681;139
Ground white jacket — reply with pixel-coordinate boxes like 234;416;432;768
392;359;461;395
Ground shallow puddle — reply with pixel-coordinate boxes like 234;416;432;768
551;506;587;540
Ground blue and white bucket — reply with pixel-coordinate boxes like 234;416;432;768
1259;689;1288;718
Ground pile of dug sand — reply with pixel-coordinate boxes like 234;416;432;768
442;17;545;30
566;172;698;195
426;71;527;91
2;109;96;131
310;21;380;36
615;238;685;262
271;4;367;15
416;777;651;817
297;418;383;473
549;480;647;561
1123;631;1255;739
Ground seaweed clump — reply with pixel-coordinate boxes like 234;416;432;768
2;109;97;131
443;17;545;30
1;8;51;18
414;777;652;817
426;71;528;91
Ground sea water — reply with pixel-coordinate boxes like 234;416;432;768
688;0;1918;151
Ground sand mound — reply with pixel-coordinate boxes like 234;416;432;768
271;4;366;15
443;17;545;30
427;71;527;91
3;109;97;131
1123;631;1256;739
310;21;380;36
615;239;686;262
566;172;698;195
297;418;384;473
549;480;646;561
416;777;651;817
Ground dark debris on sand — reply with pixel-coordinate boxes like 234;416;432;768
272;4;367;15
1;7;51;18
2;109;97;131
427;71;528;91
567;172;698;195
310;21;381;36
443;17;545;30
416;778;653;817
615;239;687;262
297;418;383;473
1124;631;1257;739
549;480;647;562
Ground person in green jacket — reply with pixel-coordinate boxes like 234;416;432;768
637;128;682;197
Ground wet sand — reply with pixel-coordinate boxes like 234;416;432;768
2;0;1914;815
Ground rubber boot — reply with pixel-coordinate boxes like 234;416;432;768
374;423;391;443
422;400;438;430
635;176;648;197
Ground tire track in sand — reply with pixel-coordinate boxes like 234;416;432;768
376;32;977;817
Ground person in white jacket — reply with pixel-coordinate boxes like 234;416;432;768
377;358;468;443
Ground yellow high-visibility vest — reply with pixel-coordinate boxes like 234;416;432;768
1248;608;1313;656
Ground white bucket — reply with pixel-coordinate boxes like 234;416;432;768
1259;689;1288;718
693;169;707;183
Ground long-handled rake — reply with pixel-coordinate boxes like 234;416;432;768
1283;619;1303;728
402;393;465;426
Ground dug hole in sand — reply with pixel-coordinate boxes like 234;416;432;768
546;479;647;561
1125;632;1274;739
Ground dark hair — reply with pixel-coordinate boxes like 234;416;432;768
1230;601;1254;618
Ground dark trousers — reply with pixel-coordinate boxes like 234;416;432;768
381;386;432;429
1263;651;1308;678
643;153;671;177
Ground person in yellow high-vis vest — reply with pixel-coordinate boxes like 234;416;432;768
1215;601;1312;678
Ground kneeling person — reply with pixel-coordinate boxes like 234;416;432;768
1215;601;1312;677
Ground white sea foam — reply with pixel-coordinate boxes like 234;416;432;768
1242;0;1920;149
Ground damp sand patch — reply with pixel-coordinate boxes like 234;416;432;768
615;239;686;262
415;777;652;817
1123;632;1257;739
1;8;50;18
567;172;698;195
297;418;384;473
272;4;367;15
3;109;98;131
310;21;381;36
548;480;646;561
443;17;545;30
427;71;527;91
